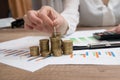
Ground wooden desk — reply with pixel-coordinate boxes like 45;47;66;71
0;27;120;80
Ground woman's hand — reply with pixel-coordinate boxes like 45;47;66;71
109;24;120;33
24;6;68;34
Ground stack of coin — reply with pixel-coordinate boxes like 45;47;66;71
50;37;63;57
50;37;61;51
40;51;51;57
39;39;51;57
30;46;39;56
62;40;73;55
39;39;49;52
53;49;62;57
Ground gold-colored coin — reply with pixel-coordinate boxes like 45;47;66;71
30;46;39;56
50;37;62;53
62;40;73;55
39;39;49;52
41;51;51;57
53;49;63;57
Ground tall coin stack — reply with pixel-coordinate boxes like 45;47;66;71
50;32;63;56
62;40;73;55
39;39;51;57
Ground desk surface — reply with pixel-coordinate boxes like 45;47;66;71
0;27;120;80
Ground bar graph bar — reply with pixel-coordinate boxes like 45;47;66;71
105;51;115;57
79;37;87;42
71;51;116;58
70;38;79;43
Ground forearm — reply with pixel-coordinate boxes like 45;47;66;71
109;24;120;33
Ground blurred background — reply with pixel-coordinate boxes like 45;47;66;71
0;0;109;28
0;0;63;19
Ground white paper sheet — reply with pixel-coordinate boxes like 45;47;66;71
0;18;15;28
0;36;48;49
0;29;120;72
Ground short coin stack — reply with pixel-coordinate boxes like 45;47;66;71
30;46;39;56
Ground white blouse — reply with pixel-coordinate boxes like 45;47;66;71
60;0;120;35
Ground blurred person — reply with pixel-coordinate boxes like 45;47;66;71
24;0;120;35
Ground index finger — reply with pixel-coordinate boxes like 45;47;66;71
27;11;43;24
38;10;53;27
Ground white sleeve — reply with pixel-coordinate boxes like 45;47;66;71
109;0;120;25
61;0;80;35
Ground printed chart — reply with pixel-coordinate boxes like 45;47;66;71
0;48;120;72
71;51;115;58
70;37;99;44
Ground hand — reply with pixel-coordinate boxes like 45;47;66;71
24;6;68;34
108;24;120;33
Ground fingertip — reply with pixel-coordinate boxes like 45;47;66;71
50;11;57;20
53;19;59;26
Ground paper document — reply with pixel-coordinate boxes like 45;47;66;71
0;29;120;72
0;18;15;28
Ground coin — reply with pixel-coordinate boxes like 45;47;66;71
50;37;62;53
30;46;39;56
39;39;49;52
53;49;62;57
41;51;51;57
62;40;73;55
